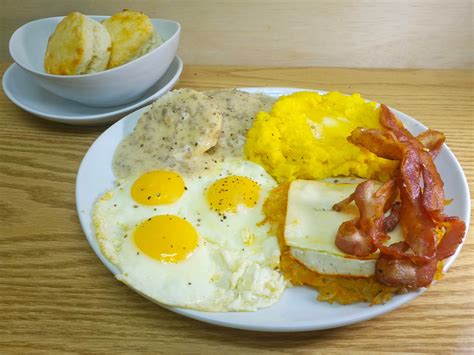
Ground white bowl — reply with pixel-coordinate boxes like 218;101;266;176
9;16;180;107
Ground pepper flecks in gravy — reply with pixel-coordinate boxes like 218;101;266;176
112;89;275;178
206;89;275;157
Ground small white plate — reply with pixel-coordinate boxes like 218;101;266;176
2;56;183;125
76;88;470;332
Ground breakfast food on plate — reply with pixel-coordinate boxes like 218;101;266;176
95;88;466;310
249;93;466;304
343;106;466;288
245;91;398;183
113;89;275;179
262;182;402;304
44;12;111;75
97;89;286;312
94;158;285;311
113;89;224;178
102;10;162;69
285;180;406;275
204;89;275;157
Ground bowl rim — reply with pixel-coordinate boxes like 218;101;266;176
9;15;181;79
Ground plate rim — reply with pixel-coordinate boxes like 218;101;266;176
76;87;471;332
2;56;183;124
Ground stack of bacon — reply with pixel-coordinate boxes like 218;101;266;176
333;105;466;289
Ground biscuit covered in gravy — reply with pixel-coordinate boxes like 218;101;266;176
113;89;222;178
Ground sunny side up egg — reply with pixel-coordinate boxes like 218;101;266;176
93;158;286;312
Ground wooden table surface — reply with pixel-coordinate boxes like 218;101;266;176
0;63;472;353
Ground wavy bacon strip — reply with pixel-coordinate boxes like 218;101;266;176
417;130;445;159
436;217;467;260
380;105;445;217
384;201;401;233
334;219;373;257
348;128;404;161
333;105;466;289
375;242;438;288
334;179;397;257
398;183;437;259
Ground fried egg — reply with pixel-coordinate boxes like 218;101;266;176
94;158;286;311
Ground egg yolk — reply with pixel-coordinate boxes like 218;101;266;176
133;215;198;263
207;175;260;213
131;171;185;205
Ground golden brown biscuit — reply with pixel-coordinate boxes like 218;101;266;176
102;10;161;69
44;12;111;75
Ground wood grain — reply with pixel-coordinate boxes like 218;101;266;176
0;63;473;353
1;0;473;69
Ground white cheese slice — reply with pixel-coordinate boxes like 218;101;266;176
290;248;377;277
285;180;404;277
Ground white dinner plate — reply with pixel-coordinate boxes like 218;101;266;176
2;56;183;125
76;88;470;332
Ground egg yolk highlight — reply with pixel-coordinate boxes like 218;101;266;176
207;175;260;213
133;215;198;263
131;171;185;205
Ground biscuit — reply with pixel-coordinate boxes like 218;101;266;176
102;10;161;69
44;12;112;75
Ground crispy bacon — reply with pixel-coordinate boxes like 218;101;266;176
348;128;405;161
333;179;397;257
420;152;445;217
417;130;445;159
400;148;422;200
335;219;375;257
399;184;437;259
375;242;438;288
379;105;413;143
384;201;401;232
380;105;445;216
436;217;466;260
332;193;355;212
336;104;466;289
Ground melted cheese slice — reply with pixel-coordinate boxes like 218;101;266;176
285;180;404;277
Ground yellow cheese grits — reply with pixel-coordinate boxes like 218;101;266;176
244;91;397;183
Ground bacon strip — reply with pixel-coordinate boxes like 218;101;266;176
336;105;466;289
399;184;437;259
417;130;445;159
335;219;374;257
436;217;466;260
332;193;355;212
334;179;397;257
380;105;445;216
400;148;422;200
375;242;438;288
379;105;413;143
420;152;445;217
348;128;404;161
375;217;462;287
384;201;401;233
